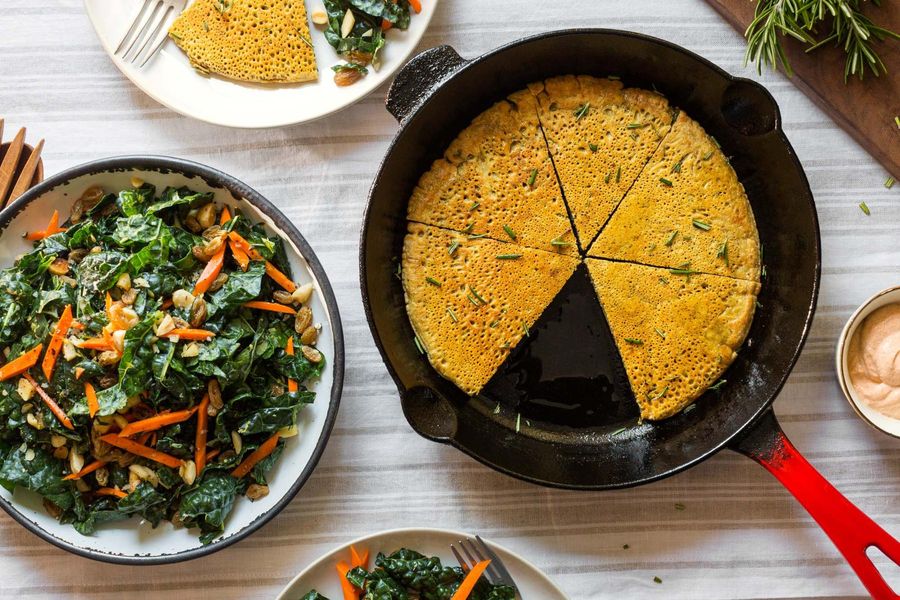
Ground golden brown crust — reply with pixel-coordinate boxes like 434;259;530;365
169;0;317;84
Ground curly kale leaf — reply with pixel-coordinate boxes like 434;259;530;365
0;445;78;511
208;260;266;316
299;592;331;600
376;549;464;600
178;471;242;544
347;566;409;600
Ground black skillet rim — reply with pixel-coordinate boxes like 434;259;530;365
0;155;346;564
359;28;821;490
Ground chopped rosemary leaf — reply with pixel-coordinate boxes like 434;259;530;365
653;576;663;584
756;300;763;309
467;233;487;239
896;116;900;129
658;276;669;284
466;292;480;306
426;276;442;287
551;236;571;247
496;253;522;260
710;135;720;148
859;202;871;216
493;402;501;414
659;177;674;187
717;239;729;266
469;200;480;211
615;165;621;183
527;168;538;187
674;503;686;510
648;385;669;401
414;336;425;354
672;156;685;173
655;328;666;339
611;427;627;436
463;223;474;233
489;320;499;328
626;122;647;129
503;224;517;240
669;268;699;276
573;102;591;120
761;264;767;278
702;150;714;160
886;177;895;189
664;230;678;246
589;143;599;152
692;219;711;231
604;172;611;184
469;286;486;304
446;307;458;322
448;240;460;255
521;322;529;337
608;75;620;80
623;544;630;549
624;338;643;345
515;413;521;433
709;379;726;391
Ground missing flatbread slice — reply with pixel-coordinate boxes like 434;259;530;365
403;222;579;395
588;111;760;281
528;76;676;249
586;258;759;420
169;0;317;84
407;90;578;256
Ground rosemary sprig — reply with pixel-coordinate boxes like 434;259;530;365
743;0;900;82
426;276;442;287
469;286;487;304
527;168;538;187
503;225;517;241
496;253;522;260
446;307;458;322
574;103;591;120
692;218;712;231
448;240;460;255
665;230;678;246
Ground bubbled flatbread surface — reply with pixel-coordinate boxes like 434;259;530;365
586;259;759;420
403;223;579;395
169;0;317;83
407;90;578;256
528;76;676;248
588;111;760;281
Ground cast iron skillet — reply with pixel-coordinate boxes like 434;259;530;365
360;30;899;596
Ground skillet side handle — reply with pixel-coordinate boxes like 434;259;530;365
732;410;899;599
386;46;468;124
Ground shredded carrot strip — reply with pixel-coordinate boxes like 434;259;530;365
219;205;232;225
76;338;113;351
25;210;67;240
99;434;183;468
228;232;296;291
42;304;73;381
0;343;43;381
229;240;250;271
450;560;491;600
70;320;85;330
409;0;421;13
206;448;221;462
102;326;116;352
381;18;393;30
64;460;108;481
23;373;74;430
105;291;113;314
85;382;99;418
227;231;263;260
167;328;216;341
350;545;370;569
161;298;173;310
231;433;280;478
195;393;210;473
285;337;298;393
95;487;127;499
336;560;359;600
74;367;85;380
119;406;198;437
193;244;226;295
243;300;296;315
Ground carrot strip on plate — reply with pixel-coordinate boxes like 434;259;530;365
167;328;216;341
100;434;183;468
85;382;99;418
228;232;296;291
219;205;231;225
450;560;491;600
243;301;296;315
193;244;226;295
95;487;127;499
229;239;250;271
335;560;359;600
285;337;299;393
23;373;74;430
195;393;210;473
381;18;393;30
75;338;113;351
119;406;198;437
231;432;280;478
42;304;73;381
0;343;43;381
63;460;108;481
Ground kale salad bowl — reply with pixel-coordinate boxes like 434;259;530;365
0;156;344;563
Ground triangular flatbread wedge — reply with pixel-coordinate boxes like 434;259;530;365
408;90;578;256
529;76;676;249
169;0;317;83
403;223;579;395
586;259;759;420
588;111;760;281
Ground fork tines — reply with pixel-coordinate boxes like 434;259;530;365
450;536;517;591
115;0;184;67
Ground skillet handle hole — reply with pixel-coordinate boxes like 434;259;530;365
721;81;778;136
401;386;458;442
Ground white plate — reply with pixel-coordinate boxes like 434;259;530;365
277;527;568;600
83;0;437;128
0;157;344;563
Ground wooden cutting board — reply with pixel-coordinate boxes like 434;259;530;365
705;0;899;177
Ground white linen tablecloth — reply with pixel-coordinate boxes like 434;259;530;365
1;1;898;598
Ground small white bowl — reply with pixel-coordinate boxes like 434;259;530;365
835;285;900;439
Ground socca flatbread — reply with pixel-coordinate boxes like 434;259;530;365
408;90;578;256
403;223;579;395
588;111;760;281
169;0;317;83
528;76;676;248
586;259;759;420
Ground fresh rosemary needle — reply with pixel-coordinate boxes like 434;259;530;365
496;253;522;260
503;225;517;241
574;102;591;120
885;177;895;189
692;218;711;231
527;168;538;187
448;240;460;255
446;307;458;322
859;202;871;216
665;230;678;246
659;177;673;187
624;338;644;345
426;276;442;287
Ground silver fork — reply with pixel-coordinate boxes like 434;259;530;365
115;0;187;68
450;535;522;600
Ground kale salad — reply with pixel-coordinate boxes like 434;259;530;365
0;181;324;543
301;547;516;600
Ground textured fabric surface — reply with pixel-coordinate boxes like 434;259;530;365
1;1;898;598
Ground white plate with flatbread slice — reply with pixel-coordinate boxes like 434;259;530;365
83;0;437;128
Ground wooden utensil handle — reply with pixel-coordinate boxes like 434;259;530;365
733;410;899;599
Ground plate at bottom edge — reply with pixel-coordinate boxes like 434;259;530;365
277;527;568;599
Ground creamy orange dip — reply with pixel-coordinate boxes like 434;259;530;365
848;303;900;420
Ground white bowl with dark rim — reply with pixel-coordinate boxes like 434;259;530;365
0;156;344;563
835;285;900;439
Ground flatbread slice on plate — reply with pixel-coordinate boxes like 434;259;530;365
403;222;580;395
588;111;760;281
528;75;676;249
586;258;759;420
408;90;578;255
169;0;317;83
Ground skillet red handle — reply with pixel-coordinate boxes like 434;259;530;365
732;410;899;599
